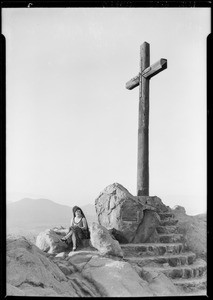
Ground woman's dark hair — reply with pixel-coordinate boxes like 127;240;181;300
72;206;86;218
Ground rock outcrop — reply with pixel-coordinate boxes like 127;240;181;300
132;210;161;243
35;224;123;257
6;184;206;297
95;183;168;243
121;210;206;295
141;269;181;296
90;222;123;257
171;206;206;261
6;237;79;296
36;227;69;254
7;236;182;297
81;256;155;297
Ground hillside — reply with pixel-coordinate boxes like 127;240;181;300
7;198;97;231
171;206;207;260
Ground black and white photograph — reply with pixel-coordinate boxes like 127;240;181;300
3;6;210;297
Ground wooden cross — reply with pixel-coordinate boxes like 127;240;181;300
126;42;167;196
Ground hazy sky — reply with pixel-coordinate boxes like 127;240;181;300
3;8;210;215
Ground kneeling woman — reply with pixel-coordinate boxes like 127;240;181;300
61;206;90;251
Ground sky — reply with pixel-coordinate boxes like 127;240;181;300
3;8;210;215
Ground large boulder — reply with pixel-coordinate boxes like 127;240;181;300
90;222;123;257
36;228;69;254
7;283;25;296
132;210;161;243
6;237;78;296
79;256;181;297
95;183;168;243
172;206;206;261
81;256;154;297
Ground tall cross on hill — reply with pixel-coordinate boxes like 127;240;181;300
126;42;167;196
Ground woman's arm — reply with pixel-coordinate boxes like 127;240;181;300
81;218;88;230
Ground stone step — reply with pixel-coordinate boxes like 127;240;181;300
158;212;175;220
142;258;206;279
158;233;184;243
156;225;178;234
121;243;184;257
123;252;196;267
172;275;206;292
160;218;178;226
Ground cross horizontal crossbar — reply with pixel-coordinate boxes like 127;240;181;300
126;58;167;90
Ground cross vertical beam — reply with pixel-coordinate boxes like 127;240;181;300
126;42;167;197
138;42;150;196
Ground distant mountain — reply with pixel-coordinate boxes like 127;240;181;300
7;198;97;230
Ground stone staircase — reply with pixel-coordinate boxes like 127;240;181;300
121;211;206;295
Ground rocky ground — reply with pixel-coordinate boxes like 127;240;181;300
6;207;207;297
6;184;207;297
7;235;183;297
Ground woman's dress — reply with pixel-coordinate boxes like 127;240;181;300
65;217;89;246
